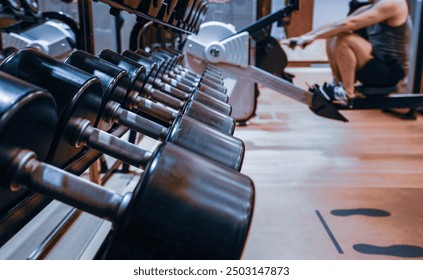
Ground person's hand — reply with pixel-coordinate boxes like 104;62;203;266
282;34;316;49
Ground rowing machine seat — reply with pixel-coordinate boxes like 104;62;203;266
355;85;398;96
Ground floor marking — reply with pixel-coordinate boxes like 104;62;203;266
315;210;344;254
331;208;390;217
353;244;423;258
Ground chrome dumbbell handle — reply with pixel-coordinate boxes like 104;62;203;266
9;150;131;224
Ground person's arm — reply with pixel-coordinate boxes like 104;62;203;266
300;4;371;37
285;0;405;48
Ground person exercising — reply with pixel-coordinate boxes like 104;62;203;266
285;0;411;105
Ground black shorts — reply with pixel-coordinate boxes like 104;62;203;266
356;58;406;87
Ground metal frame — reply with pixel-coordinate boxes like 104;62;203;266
77;0;95;53
411;0;423;92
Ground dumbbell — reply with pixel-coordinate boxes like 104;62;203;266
0;73;255;259
135;48;230;108
122;49;231;115
131;48;229;105
100;49;235;133
148;48;227;93
158;47;225;87
138;46;225;89
139;49;228;100
0;71;57;216
98;49;236;135
166;46;223;77
103;50;236;135
159;58;225;91
102;48;228;111
165;46;224;76
64;50;244;170
165;46;222;77
157;47;225;88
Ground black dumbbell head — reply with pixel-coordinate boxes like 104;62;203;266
64;50;132;131
98;49;146;94
101;142;255;259
0;72;57;216
122;50;158;85
0;48;103;167
0;71;57;165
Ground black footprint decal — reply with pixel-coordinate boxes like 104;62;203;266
331;208;390;217
353;244;423;258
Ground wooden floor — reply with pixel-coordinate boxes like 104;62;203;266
236;86;423;260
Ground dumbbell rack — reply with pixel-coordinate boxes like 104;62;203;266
0;0;210;259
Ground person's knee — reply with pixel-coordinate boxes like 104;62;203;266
334;34;355;50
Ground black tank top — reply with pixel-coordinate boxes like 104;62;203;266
366;17;411;67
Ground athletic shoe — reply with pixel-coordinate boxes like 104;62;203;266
320;82;349;106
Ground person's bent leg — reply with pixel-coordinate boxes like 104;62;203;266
334;33;373;98
326;37;342;83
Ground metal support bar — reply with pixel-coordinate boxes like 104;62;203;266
218;1;298;41
27;208;82;260
235;6;294;37
413;0;423;92
110;8;124;53
215;62;348;122
78;0;95;53
89;159;102;185
216;62;312;105
408;0;423;93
